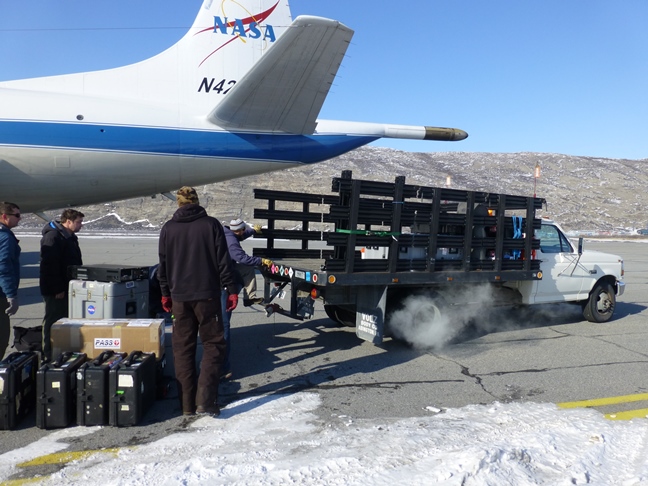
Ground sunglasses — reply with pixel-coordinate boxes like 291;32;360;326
4;213;21;218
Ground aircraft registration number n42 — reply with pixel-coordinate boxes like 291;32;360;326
198;78;237;94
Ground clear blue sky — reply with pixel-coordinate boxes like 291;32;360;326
1;1;646;160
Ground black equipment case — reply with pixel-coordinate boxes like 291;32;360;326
69;264;149;283
12;326;43;353
36;352;87;429
108;351;156;427
0;352;39;430
77;351;127;426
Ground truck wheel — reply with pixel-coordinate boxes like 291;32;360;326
583;282;616;323
324;304;356;327
386;291;449;347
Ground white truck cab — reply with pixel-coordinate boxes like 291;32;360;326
510;220;625;322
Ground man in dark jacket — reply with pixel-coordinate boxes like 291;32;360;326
158;187;239;417
0;202;22;360
39;208;84;361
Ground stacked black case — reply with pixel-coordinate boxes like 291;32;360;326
77;351;127;426
36;352;87;429
0;352;38;430
109;351;156;426
69;264;149;283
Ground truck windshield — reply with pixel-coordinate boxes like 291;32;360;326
537;224;573;254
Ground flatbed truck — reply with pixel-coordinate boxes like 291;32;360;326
252;171;625;345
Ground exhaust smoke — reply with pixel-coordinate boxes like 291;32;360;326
387;285;584;350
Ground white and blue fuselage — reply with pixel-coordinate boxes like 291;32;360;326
0;1;466;213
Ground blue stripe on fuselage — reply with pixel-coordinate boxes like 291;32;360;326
0;120;377;163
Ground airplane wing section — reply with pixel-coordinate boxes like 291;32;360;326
208;16;353;135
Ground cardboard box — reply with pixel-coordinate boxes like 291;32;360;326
51;319;165;360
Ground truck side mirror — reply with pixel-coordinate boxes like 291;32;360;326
578;237;583;255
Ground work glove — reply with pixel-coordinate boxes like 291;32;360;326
226;293;239;312
161;296;173;313
253;224;263;234
5;297;18;316
261;258;273;268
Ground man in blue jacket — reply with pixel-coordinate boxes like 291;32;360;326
218;218;272;380
224;218;273;307
0;202;22;360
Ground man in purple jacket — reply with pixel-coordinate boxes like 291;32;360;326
224;218;272;307
158;187;239;417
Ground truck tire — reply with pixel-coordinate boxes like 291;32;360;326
582;282;616;323
324;304;356;327
386;291;449;347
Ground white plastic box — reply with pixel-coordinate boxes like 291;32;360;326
69;279;149;319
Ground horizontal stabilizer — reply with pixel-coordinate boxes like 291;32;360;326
209;16;353;134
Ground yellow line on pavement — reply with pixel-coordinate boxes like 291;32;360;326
605;409;648;421
0;449;127;486
1;478;45;486
17;448;123;468
557;393;648;409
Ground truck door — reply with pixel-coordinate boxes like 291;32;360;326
533;223;587;303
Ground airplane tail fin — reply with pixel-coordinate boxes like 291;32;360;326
210;16;353;135
1;1;294;116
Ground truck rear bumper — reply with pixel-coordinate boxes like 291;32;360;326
617;280;625;297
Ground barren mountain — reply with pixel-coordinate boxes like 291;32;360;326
15;147;648;234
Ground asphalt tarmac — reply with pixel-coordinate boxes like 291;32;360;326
2;235;647;465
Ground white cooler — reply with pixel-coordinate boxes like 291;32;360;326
69;279;149;319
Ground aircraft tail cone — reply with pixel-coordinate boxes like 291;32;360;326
424;127;469;141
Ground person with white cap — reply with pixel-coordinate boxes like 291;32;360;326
224;218;272;307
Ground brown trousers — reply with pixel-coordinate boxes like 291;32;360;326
171;298;226;414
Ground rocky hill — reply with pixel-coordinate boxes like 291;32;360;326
15;147;648;234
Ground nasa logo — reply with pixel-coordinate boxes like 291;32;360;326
196;2;280;67
87;304;96;315
213;17;277;42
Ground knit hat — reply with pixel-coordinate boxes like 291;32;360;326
229;218;246;231
176;186;199;206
